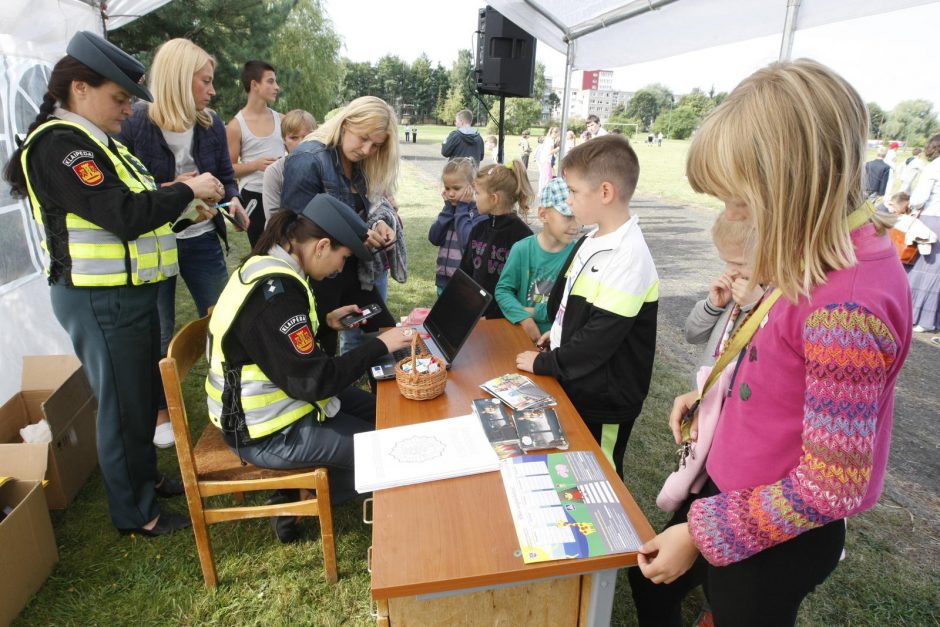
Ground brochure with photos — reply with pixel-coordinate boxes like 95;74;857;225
480;373;556;412
511;406;569;452
471;398;523;459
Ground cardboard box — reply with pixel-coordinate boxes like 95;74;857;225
0;355;98;509
0;443;59;625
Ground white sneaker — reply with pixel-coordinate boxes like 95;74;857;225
913;325;935;333
153;422;175;448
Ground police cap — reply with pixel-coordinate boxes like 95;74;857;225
300;195;371;261
66;31;152;102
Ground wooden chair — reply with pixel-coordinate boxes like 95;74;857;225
159;315;337;587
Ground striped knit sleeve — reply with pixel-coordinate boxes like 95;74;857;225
687;303;898;566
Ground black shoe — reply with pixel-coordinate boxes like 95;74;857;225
266;489;301;543
155;475;185;498
118;512;192;537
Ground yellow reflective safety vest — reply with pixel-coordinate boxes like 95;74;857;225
21;119;178;286
206;255;332;440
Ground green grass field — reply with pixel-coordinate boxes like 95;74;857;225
16;160;940;626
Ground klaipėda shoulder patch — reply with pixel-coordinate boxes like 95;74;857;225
71;160;104;186
280;314;313;354
62;150;94;167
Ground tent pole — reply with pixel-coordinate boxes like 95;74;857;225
569;0;680;40
779;0;802;60
559;39;574;160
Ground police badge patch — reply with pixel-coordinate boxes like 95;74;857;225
280;314;313;354
72;160;104;186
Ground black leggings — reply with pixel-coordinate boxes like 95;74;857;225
628;480;845;627
242;189;266;249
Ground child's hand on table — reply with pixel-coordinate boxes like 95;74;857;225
515;350;538;373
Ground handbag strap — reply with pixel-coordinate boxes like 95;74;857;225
698;288;781;401
679;200;875;440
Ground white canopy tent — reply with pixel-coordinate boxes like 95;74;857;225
488;0;938;150
0;0;167;402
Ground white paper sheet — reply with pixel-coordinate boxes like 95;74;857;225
354;414;500;493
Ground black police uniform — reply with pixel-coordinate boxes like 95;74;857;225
22;31;193;532
220;252;388;503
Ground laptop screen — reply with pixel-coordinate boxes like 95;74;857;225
424;269;493;362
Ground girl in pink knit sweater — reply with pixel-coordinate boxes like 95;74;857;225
629;60;912;626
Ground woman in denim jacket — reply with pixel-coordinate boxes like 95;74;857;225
281;96;400;355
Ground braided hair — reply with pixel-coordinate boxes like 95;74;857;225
3;56;107;197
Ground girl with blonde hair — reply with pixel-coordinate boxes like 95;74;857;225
281;96;400;354
429;158;484;294
629;59;912;625
118;37;247;448
459;160;533;319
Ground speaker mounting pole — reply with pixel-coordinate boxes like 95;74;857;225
497;95;506;164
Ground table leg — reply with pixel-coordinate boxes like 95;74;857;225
580;568;619;627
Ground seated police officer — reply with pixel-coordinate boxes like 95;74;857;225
205;195;411;542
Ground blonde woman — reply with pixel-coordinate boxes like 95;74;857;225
628;59;912;625
118;38;247;447
281;96;400;354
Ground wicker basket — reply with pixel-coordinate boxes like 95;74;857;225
396;333;447;401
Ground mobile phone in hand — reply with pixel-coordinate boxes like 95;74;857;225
340;304;382;328
219;198;257;230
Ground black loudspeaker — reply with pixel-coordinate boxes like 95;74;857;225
475;6;536;98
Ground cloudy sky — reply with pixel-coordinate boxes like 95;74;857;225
322;0;940;111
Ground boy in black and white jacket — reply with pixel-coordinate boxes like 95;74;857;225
516;135;658;478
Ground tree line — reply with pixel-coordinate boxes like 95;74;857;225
600;83;936;146
110;0;549;131
111;0;937;144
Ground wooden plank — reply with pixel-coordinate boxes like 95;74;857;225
386;575;581;626
578;574;593;626
371;320;655;599
375;598;390;627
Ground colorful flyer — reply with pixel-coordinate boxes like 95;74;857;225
499;451;641;563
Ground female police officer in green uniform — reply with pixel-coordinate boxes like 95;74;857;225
4;32;223;536
206;195;411;542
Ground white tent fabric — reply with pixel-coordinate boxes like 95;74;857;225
489;0;939;155
0;0;167;403
106;0;173;30
489;0;938;71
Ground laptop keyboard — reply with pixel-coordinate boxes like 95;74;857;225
391;336;429;362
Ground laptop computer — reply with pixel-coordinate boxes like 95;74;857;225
371;269;493;380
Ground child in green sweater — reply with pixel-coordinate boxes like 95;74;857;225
495;177;581;342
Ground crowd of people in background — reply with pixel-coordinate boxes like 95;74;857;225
5;28;931;625
866;135;940;338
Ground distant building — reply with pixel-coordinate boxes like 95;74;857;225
554;70;632;122
581;70;614;91
541;76;554;122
